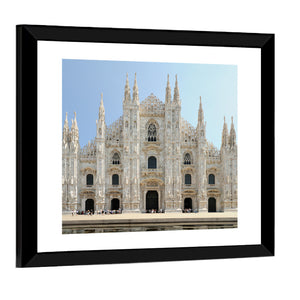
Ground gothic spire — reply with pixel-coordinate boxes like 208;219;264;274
73;112;78;129
197;96;206;140
70;112;79;144
132;73;139;104
173;74;180;103
165;74;171;104
221;116;229;148
99;92;105;119
64;112;69;129
198;96;204;125
63;112;69;144
229;116;236;148
124;73;131;103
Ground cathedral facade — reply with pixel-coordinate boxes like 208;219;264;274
62;74;237;214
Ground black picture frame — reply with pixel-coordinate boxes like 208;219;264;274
16;25;274;268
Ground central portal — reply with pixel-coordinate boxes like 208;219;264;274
184;198;193;210
208;197;216;212
146;191;158;211
111;198;120;210
85;199;94;212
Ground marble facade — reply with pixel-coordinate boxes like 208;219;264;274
62;74;237;213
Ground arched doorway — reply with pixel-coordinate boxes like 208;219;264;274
85;199;94;212
146;191;158;211
184;198;193;210
208;197;216;212
111;198;120;210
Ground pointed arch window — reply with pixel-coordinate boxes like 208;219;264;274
148;156;157;169
86;174;94;186
112;152;120;164
148;123;157;141
185;174;192;185
112;174;119;185
208;174;215;185
184;153;192;165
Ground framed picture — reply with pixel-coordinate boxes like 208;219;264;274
16;25;274;267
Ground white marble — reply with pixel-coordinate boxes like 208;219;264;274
62;74;237;213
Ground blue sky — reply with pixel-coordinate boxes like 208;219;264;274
62;59;237;149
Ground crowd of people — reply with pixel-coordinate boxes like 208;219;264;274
71;209;122;216
182;208;195;213
71;208;196;215
145;209;164;213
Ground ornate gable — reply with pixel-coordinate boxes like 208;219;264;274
181;118;197;144
140;93;165;116
106;116;123;145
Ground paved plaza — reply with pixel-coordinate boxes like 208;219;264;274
62;212;238;229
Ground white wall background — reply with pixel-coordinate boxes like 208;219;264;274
0;1;297;299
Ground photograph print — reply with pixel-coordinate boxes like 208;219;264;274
62;59;238;234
